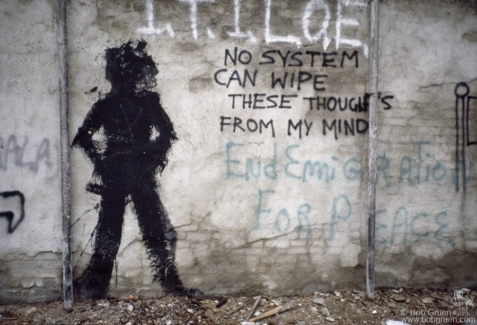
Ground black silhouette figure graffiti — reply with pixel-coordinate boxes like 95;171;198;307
455;82;477;192
0;191;25;234
73;41;196;299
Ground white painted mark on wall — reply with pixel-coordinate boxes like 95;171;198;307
264;0;302;47
137;0;175;37
207;27;216;39
336;0;368;56
227;0;257;43
302;0;331;49
178;0;216;40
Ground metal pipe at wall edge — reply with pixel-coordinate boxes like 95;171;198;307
366;0;380;301
58;0;73;310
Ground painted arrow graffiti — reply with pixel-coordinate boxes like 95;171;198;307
0;191;25;234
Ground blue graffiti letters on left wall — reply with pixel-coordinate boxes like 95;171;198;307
0;135;52;172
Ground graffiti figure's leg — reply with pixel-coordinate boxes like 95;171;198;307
76;187;127;300
131;176;186;295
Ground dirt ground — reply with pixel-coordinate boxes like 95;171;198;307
1;288;476;325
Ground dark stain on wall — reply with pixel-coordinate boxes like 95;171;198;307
73;40;198;299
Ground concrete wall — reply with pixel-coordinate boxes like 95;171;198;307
0;0;63;302
1;0;477;302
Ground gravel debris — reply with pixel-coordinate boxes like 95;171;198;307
0;288;476;324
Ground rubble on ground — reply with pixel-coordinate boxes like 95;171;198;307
0;288;476;324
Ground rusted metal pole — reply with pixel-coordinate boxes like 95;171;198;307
57;0;73;310
366;0;379;300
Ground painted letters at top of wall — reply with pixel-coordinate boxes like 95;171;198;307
137;0;369;56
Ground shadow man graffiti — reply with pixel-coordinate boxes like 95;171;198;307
73;41;197;300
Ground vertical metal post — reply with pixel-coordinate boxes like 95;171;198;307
366;0;379;300
58;0;73;310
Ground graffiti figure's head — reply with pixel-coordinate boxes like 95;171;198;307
105;40;159;93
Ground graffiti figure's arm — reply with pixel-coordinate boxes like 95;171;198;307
72;102;104;164
149;93;178;170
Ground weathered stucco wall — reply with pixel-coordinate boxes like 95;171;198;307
1;0;477;302
0;0;63;302
376;0;477;287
